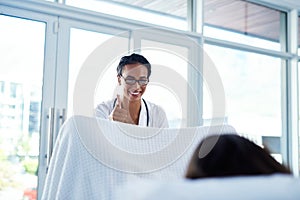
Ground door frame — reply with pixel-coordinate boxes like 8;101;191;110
0;5;58;199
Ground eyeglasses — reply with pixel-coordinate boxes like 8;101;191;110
121;75;149;86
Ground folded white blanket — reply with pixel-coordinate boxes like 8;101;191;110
41;115;236;200
115;174;300;200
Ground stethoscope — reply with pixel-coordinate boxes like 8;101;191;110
113;98;149;126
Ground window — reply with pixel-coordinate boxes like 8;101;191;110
204;44;282;160
9;82;22;98
298;60;300;174
0;15;45;199
204;0;284;50
0;81;4;93
141;43;188;128
298;16;300;55
68;28;128;118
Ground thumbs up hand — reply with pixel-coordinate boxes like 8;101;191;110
110;94;134;124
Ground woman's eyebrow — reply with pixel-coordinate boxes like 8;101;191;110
124;75;135;79
125;75;147;79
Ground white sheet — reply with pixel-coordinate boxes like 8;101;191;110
41;115;236;200
115;174;300;200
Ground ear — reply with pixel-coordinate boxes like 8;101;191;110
117;76;121;85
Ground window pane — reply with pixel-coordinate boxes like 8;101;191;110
298;16;300;55
0;15;44;200
140;40;188;128
109;0;186;18
65;0;187;30
68;28;128;118
204;0;284;50
203;44;282;159
298;60;300;175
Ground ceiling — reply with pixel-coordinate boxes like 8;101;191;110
109;0;300;18
205;0;283;42
259;0;300;10
109;0;300;43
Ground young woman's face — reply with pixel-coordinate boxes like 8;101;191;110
118;63;149;102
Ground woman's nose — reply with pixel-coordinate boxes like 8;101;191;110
132;81;141;88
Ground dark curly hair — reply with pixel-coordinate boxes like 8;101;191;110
116;53;151;78
186;134;291;179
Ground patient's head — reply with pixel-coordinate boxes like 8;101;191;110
185;134;291;179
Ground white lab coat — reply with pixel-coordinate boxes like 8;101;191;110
94;99;169;128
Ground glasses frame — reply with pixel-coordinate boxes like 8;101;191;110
120;75;149;86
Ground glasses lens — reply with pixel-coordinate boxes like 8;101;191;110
123;76;148;85
138;79;148;85
125;78;136;85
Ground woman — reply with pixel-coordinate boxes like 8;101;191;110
185;134;291;179
95;53;168;128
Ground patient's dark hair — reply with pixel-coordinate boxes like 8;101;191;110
185;134;291;179
117;53;151;78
